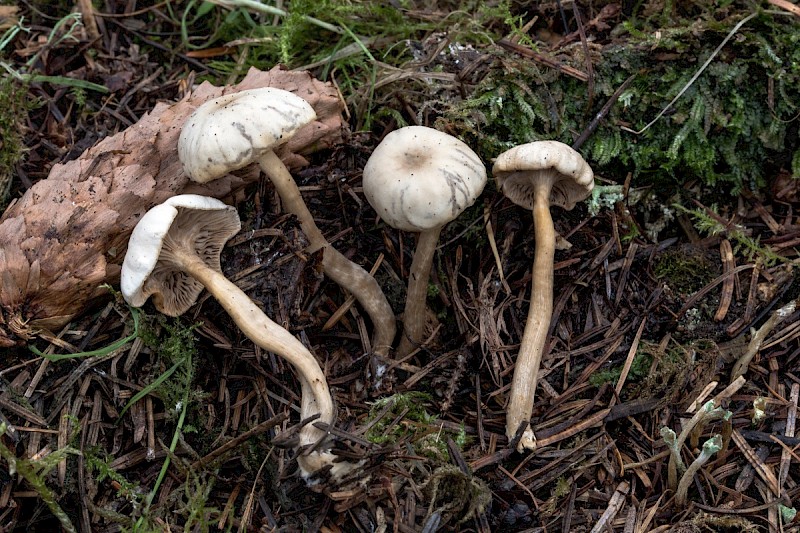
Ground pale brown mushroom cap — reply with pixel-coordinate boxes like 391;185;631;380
121;195;241;316
362;126;487;232
493;141;594;210
178;88;316;183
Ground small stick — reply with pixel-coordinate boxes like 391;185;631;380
572;74;637;150
57;405;69;487
571;1;594;112
768;0;800;17
76;0;101;42
686;381;718;414
484;202;509;292
191;413;288;470
562;481;577;533
612;317;647;405
218;483;241;530
535;408;611;448
726;262;762;336
712;375;746;406
714;239;735;321
778;383;799;488
731;298;797;381
589;481;630;533
731;428;780;496
146;396;156;461
638;494;665;533
614;242;638;308
497;39;589;82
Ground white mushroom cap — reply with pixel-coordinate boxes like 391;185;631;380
121;194;241;315
362;126;487;232
493;141;594;210
178;88;316;183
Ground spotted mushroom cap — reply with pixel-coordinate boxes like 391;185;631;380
362;126;487;232
178;88;316;183
121;194;241;316
493;141;594;211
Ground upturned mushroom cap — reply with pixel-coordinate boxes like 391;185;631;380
178;88;316;183
493;141;594;210
121;194;241;315
362;126;487;232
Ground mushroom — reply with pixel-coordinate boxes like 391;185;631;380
178;88;396;360
362;126;487;358
120;194;352;481
492;140;594;451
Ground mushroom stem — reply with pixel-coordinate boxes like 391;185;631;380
170;246;337;477
258;151;396;358
259;151;328;251
396;226;443;358
506;179;555;451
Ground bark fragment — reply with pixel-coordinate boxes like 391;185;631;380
0;66;345;347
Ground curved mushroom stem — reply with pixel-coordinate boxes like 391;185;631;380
258;151;396;359
396;226;442;358
171;247;352;480
506;179;555;452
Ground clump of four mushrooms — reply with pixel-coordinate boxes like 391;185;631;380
125;86;593;483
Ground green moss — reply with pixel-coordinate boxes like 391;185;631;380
653;247;717;295
677;203;794;266
137;315;207;425
443;3;800;194
0;422;79;532
365;391;437;445
591;340;698;403
423;465;491;525
0;76;35;206
85;448;140;501
589;349;653;388
364;392;468;459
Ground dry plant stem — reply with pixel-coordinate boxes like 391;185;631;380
259;151;396;358
397;227;442;358
171;247;335;476
731;298;797;381
506;179;555;452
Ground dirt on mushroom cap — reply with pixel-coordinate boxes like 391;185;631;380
362;125;487;232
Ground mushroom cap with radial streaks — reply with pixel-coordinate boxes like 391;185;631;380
121;194;241;316
362;126;487;232
178;88;316;183
493;140;594;211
